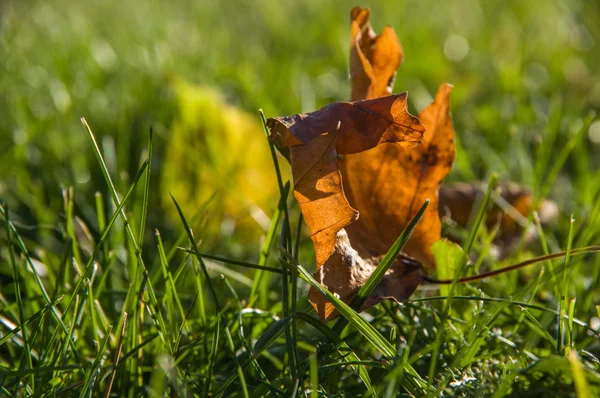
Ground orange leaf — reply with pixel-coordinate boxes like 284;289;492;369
269;7;459;320
350;7;403;101
267;95;425;269
341;83;455;268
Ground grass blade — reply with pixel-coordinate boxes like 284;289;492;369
250;202;284;308
170;194;221;312
81;118;170;351
138;127;153;247
332;199;429;335
280;253;394;358
204;318;220;398
0;297;62;347
568;351;592;398
80;324;113;397
3;206;34;392
464;172;498;255
224;326;249;398
558;214;576;353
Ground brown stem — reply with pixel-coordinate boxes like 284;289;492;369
422;246;600;285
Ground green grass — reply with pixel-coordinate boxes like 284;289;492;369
2;0;600;396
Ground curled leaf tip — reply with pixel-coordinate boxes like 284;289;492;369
350;6;403;101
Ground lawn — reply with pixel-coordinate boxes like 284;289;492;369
1;0;600;396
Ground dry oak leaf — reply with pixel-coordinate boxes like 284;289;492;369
267;94;425;270
350;7;403;102
268;95;427;321
341;83;456;269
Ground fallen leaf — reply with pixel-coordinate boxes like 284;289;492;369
269;8;455;320
267;94;425;269
341;83;455;268
439;182;559;254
